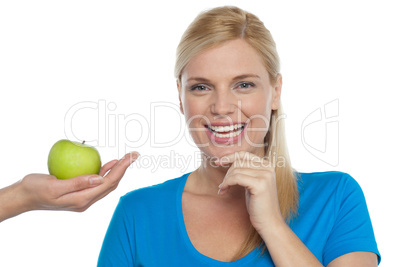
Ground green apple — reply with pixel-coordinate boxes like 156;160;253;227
48;139;101;180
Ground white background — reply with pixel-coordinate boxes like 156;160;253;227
0;0;400;266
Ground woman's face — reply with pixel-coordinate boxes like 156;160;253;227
178;38;281;160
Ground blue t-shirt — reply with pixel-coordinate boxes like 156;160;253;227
98;171;380;266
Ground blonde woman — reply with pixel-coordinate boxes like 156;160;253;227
98;6;380;266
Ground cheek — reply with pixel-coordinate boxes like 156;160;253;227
242;98;271;119
241;98;272;138
183;99;206;128
240;86;272;111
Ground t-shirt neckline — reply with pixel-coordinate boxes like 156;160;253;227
175;172;262;266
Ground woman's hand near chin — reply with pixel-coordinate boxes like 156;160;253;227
216;151;284;233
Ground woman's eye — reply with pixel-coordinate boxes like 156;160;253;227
238;82;254;89
191;85;208;91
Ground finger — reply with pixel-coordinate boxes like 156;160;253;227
218;174;255;195
215;152;260;179
103;152;140;184
99;159;119;176
89;152;140;201
218;173;257;195
225;165;266;179
53;174;104;196
54;159;119;198
53;158;123;196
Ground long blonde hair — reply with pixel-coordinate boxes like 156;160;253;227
175;6;299;260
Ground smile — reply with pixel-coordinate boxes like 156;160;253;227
206;123;246;138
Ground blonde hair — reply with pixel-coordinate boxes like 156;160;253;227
175;6;299;260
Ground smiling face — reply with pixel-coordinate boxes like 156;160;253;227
178;38;282;159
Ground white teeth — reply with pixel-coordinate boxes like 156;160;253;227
214;129;242;138
209;123;244;132
208;123;245;138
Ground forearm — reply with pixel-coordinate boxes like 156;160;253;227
260;218;323;267
0;181;31;222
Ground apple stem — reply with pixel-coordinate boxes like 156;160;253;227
82;140;85;145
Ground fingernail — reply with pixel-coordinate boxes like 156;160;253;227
130;152;140;161
218;188;227;195
89;176;104;186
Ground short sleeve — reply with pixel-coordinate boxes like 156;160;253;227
97;198;135;267
322;174;381;265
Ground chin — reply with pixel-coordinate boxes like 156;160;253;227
199;144;265;160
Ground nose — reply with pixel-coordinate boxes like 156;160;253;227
210;90;236;116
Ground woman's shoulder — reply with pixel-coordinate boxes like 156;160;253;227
295;170;369;223
297;170;356;184
296;170;362;195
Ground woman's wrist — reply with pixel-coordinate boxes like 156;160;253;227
257;215;287;243
258;216;323;266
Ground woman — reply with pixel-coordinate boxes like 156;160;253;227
98;6;380;266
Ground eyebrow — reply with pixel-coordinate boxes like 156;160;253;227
232;74;261;80
186;74;261;83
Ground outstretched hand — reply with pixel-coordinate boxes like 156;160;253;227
0;152;139;222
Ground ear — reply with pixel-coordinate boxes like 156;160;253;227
177;80;184;114
271;74;282;110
